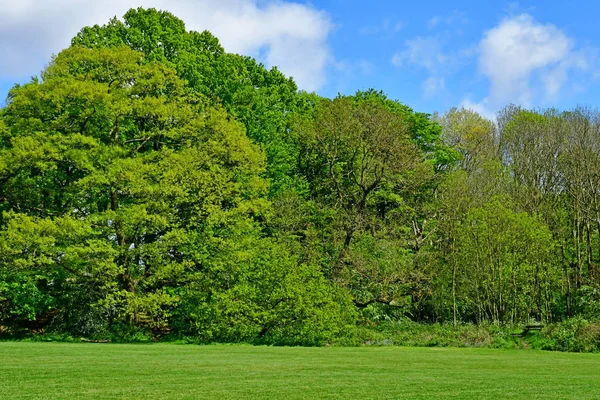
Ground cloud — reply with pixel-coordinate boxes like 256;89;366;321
422;77;445;97
360;17;406;35
428;11;468;29
468;13;591;112
392;36;473;97
0;0;333;91
392;36;447;71
460;97;496;120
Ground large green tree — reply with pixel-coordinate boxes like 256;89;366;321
0;46;354;343
453;197;560;323
292;94;440;317
71;7;308;196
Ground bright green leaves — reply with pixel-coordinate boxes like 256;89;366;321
0;45;267;331
71;8;303;197
298;96;421;210
0;212;119;323
0;212;120;279
173;235;355;345
5;46;201;153
72;8;210;65
453;197;559;323
0;42;352;343
352;89;459;172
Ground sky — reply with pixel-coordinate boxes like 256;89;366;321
1;0;600;118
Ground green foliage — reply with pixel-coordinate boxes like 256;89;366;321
71;7;306;196
539;317;600;352
4;7;600;348
352;89;459;172
575;286;600;319
453;197;559;323
0;277;55;322
358;320;514;349
0;43;352;345
173;237;356;345
437;107;496;172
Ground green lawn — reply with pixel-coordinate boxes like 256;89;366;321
1;343;599;399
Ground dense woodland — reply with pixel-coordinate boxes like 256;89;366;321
1;8;600;345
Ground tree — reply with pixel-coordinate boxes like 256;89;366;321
292;94;439;316
437;107;497;173
0;46;353;342
500;108;566;213
453;197;559;323
561;107;600;283
71;7;307;196
297;96;422;266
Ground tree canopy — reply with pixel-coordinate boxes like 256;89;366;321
2;8;600;344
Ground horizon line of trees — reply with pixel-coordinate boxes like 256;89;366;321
1;7;600;344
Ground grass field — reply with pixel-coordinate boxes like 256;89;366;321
1;343;599;399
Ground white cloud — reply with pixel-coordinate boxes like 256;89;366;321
428;11;468;29
422;77;445;97
0;0;333;91
391;36;471;97
360;17;406;35
392;36;447;71
460;97;496;120
476;13;589;107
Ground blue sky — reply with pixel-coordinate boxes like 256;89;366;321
316;0;600;115
2;1;600;117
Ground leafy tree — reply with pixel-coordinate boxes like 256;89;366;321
437;107;497;172
352;89;459;172
0;46;352;342
292;94;441;317
71;7;307;196
296;96;422;268
453;197;559;323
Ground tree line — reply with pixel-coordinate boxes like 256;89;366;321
1;8;599;344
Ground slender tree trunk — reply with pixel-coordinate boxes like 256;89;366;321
586;219;593;280
452;262;457;327
111;189;135;293
575;206;582;288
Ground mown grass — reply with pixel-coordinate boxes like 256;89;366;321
2;343;600;399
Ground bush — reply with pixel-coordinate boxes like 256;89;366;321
356;320;515;349
575;286;600;319
539;317;600;352
171;238;357;346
